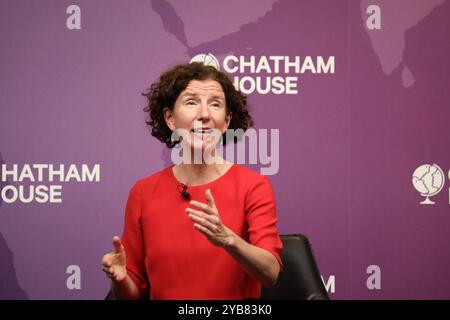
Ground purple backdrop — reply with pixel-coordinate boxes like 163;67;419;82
0;0;449;299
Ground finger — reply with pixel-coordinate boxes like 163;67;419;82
205;189;216;209
102;255;111;267
194;223;215;237
189;200;213;214
185;208;219;224
102;267;113;277
102;266;112;273
112;236;123;253
188;213;218;232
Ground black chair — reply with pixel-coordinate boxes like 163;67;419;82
106;233;329;300
260;234;329;300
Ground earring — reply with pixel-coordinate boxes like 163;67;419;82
218;134;224;146
170;130;179;142
171;130;181;148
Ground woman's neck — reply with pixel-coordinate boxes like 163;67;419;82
174;156;233;186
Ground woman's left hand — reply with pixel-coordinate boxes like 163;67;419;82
186;188;236;248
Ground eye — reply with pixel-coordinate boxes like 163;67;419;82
211;103;221;108
185;100;197;106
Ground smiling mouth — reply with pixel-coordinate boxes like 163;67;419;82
190;128;216;141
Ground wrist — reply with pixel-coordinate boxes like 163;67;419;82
223;228;240;250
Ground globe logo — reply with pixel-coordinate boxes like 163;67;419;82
189;53;220;70
412;164;445;204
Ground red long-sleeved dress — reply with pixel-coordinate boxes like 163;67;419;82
121;164;283;300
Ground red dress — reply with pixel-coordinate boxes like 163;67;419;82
120;164;283;300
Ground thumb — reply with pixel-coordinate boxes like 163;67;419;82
112;236;124;254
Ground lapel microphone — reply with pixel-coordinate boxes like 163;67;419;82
178;183;190;200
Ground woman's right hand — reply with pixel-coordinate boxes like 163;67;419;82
102;236;127;283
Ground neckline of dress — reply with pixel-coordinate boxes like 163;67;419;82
169;163;236;188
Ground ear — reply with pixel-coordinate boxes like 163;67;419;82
223;112;232;133
163;107;175;131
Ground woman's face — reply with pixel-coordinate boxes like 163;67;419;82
164;79;232;151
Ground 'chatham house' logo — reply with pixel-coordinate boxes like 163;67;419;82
412;164;447;205
190;53;335;95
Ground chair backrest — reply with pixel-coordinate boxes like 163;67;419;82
260;234;329;300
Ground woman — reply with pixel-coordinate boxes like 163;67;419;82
101;62;283;300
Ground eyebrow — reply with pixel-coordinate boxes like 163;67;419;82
209;95;225;102
180;92;225;101
180;92;198;99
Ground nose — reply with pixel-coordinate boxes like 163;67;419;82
198;100;210;122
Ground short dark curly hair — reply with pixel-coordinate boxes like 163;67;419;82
142;62;253;148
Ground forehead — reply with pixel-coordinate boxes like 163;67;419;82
181;79;225;96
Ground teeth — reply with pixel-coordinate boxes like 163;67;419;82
192;129;210;133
